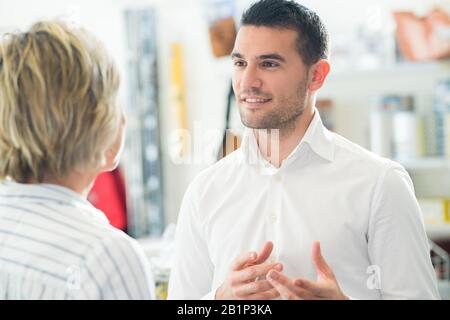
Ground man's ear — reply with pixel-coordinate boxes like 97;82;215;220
308;59;330;92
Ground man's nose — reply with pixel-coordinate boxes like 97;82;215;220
240;65;262;89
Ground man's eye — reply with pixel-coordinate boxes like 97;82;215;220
233;60;246;67
261;61;279;68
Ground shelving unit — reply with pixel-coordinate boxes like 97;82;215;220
426;223;450;242
401;158;450;241
329;61;449;81
322;60;449;102
399;157;450;171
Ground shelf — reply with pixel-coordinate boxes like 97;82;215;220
398;157;450;171
320;60;450;98
329;60;449;80
137;237;167;259
426;223;450;241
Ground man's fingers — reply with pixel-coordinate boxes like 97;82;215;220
268;271;319;300
253;241;273;264
294;277;326;297
232;262;283;284
246;288;280;300
231;241;273;271
267;270;301;300
233;280;274;297
311;241;333;279
231;251;257;271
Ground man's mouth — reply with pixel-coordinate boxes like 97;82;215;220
241;97;272;109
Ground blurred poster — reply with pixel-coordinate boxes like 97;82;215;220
168;42;188;162
123;9;165;238
204;0;237;58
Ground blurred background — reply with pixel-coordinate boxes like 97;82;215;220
1;0;450;299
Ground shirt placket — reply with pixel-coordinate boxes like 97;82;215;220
264;170;283;265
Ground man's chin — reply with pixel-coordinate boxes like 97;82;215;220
241;120;276;130
239;108;279;129
241;118;262;129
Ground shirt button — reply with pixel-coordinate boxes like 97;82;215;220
268;213;278;224
273;175;282;183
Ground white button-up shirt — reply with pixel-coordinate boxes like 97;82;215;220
168;110;440;300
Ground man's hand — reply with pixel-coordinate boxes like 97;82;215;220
267;241;349;300
215;241;283;300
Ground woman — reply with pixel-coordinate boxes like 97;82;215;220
0;20;155;299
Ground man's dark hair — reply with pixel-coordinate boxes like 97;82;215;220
241;0;329;65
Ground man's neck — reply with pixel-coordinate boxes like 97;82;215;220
255;107;315;168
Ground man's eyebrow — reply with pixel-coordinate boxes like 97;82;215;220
258;54;286;62
231;52;243;59
231;52;286;63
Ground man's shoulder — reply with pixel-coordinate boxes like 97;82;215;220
188;148;243;190
330;131;401;172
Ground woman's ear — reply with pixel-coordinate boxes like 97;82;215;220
308;59;330;92
103;143;121;172
101;114;126;172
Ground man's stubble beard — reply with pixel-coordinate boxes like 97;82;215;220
238;79;308;136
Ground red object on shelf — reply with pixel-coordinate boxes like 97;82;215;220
88;168;128;231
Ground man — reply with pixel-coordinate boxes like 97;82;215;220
168;0;440;300
0;20;155;299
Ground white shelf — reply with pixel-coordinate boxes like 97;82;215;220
137;237;167;259
320;60;450;99
426;223;450;241
398;157;450;171
329;60;449;80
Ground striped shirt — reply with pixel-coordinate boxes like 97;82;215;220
0;181;155;300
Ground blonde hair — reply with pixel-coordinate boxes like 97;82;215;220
0;20;120;183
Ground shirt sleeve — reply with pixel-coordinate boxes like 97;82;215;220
167;180;215;299
367;161;440;299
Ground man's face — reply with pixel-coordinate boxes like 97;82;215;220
232;26;310;129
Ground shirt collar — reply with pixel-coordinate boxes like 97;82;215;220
300;108;335;162
0;180;109;223
240;108;335;165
